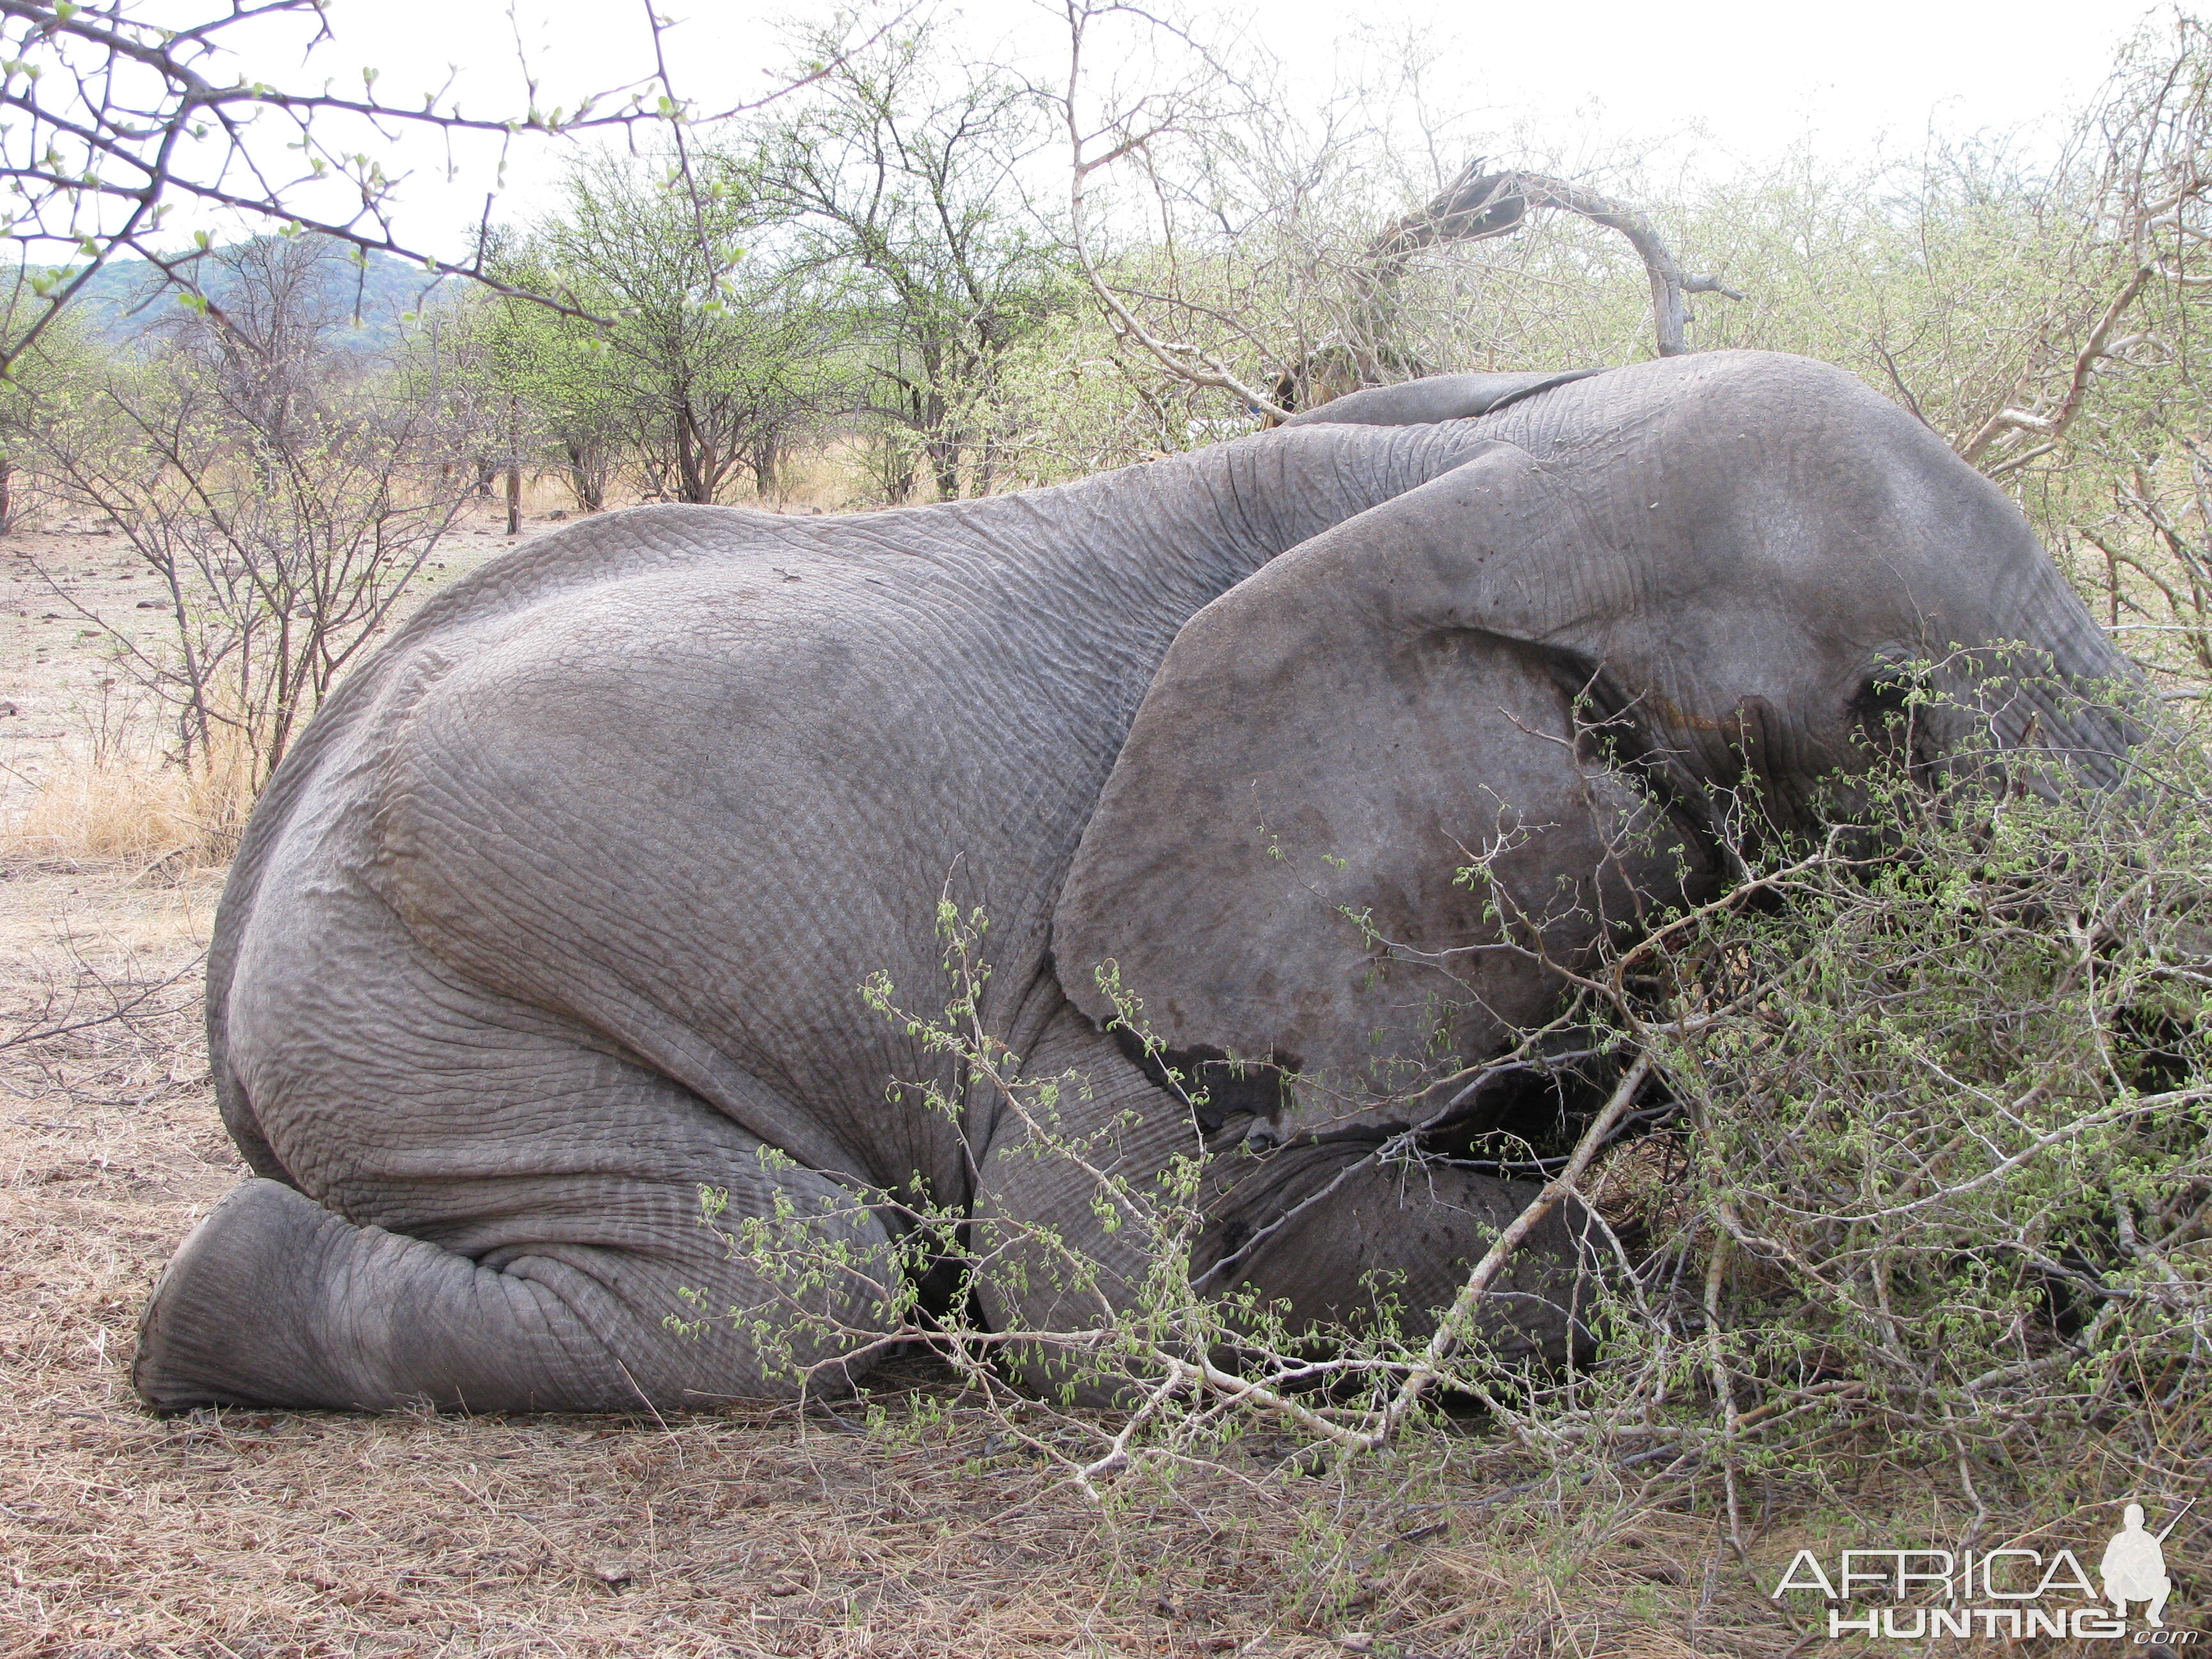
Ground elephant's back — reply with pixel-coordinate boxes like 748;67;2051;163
365;553;1119;981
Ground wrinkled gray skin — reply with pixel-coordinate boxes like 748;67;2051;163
1275;367;1605;428
133;351;2133;1415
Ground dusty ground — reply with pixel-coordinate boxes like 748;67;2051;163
0;508;1813;1658
0;501;568;796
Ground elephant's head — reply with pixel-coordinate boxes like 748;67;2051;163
1051;351;2137;1137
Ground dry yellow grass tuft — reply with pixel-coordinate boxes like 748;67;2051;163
4;742;255;870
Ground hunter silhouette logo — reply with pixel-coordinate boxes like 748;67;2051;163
1772;1500;2195;1641
2103;1502;2187;1628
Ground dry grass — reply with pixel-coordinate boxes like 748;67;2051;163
0;506;563;875
0;854;1841;1659
3;746;253;869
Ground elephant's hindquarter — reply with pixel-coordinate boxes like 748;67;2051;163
341;559;1150;1198
207;545;1155;1231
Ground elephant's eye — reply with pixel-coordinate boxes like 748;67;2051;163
1850;666;1928;736
1849;668;1919;712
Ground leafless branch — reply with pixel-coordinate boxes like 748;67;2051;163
0;0;889;376
1054;1;1281;421
1383;164;1742;362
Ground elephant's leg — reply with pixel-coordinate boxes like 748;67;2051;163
972;1002;1604;1389
134;1135;892;1414
138;890;896;1414
970;1004;1213;1352
139;1176;630;1411
1192;1142;1605;1366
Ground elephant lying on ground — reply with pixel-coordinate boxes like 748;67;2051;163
132;350;2133;1413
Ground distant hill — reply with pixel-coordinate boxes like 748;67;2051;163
51;239;449;356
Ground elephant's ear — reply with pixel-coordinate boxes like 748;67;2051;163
1052;440;1703;1135
1278;368;1606;428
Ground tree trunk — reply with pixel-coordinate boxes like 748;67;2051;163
751;433;779;503
565;442;605;514
927;390;960;501
675;406;710;504
505;398;522;536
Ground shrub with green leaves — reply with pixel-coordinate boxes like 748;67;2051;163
1621;730;2212;1518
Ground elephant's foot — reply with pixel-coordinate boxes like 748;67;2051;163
135;1179;310;1409
134;1178;654;1413
134;1177;891;1415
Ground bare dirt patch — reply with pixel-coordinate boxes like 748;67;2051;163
0;505;568;801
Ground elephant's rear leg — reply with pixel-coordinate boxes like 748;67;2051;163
138;1178;673;1413
138;898;896;1413
134;1146;890;1415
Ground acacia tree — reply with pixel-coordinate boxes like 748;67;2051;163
750;25;1076;501
486;152;857;508
1951;17;2211;479
472;271;628;514
1977;18;2212;682
0;306;98;528
27;234;481;805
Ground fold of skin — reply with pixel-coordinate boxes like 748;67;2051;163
134;351;2136;1414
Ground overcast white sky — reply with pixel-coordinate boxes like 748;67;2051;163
238;0;2165;256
